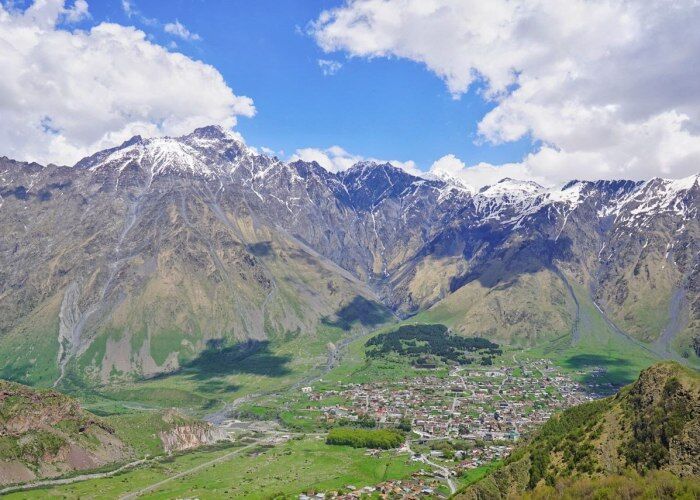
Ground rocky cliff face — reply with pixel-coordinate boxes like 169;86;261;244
159;423;228;453
156;409;228;453
0;126;698;386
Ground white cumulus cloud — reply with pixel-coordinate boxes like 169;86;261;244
311;0;700;185
290;146;359;172
0;0;252;165
430;155;546;190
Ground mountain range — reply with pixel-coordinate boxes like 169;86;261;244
0;125;698;387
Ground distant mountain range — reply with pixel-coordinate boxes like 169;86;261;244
0;125;698;386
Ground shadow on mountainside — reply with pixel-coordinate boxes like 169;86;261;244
147;339;291;386
321;295;392;331
448;235;575;292
424;224;511;260
562;353;636;394
246;241;273;257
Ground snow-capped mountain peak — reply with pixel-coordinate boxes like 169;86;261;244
425;168;475;195
77;136;213;177
68;126;698;230
478;178;546;197
545;181;587;206
663;172;699;193
73;125;253;179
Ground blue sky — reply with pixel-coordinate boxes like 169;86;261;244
83;0;532;170
2;1;697;185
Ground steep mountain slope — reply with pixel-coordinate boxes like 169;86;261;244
0;379;129;485
457;362;700;499
0;126;698;389
595;177;700;354
0;128;387;388
397;176;699;368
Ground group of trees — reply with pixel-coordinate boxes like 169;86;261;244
503;398;611;488
335;416;376;429
326;427;405;449
365;324;501;365
621;376;693;471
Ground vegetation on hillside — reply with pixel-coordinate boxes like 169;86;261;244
522;470;700;499
365;324;501;365
620;373;696;472
457;362;699;499
0;379;129;481
105;409;206;456
518;398;611;487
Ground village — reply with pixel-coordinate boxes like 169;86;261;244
291;359;603;497
307;360;598;443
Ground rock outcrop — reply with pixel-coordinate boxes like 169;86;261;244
0;380;129;485
157;409;228;453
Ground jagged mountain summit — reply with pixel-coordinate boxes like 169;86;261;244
0;125;698;386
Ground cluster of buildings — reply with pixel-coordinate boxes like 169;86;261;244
298;472;447;499
291;360;599;496
310;360;594;444
453;444;511;472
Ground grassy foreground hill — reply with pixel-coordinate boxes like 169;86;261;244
457;362;700;499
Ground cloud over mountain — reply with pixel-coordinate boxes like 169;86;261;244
312;0;700;186
290;145;420;175
0;0;253;166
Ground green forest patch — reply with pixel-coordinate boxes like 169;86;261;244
365;323;501;367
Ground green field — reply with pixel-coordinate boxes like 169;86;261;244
456;461;502;490
9;438;422;499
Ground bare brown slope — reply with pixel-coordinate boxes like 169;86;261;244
0;379;129;485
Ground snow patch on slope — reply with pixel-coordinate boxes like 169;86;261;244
616;174;699;226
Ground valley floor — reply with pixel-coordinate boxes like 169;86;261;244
3;312;693;499
5;437;424;499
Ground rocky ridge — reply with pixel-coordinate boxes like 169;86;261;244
0;380;129;485
0;126;698;386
